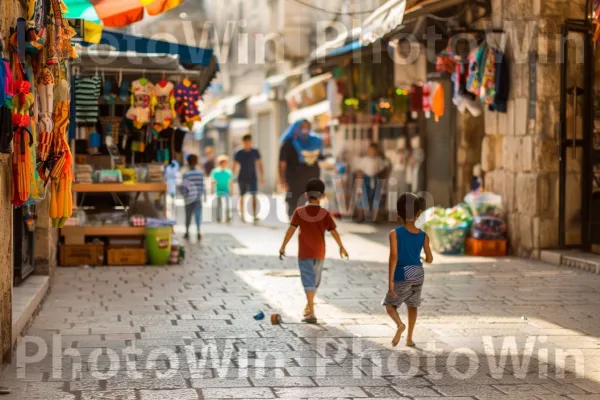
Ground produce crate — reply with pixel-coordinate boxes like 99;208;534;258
429;225;468;255
60;244;105;266
465;238;507;257
107;248;147;265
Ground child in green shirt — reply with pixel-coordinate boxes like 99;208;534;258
210;155;233;222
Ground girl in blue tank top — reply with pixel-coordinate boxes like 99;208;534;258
382;193;433;347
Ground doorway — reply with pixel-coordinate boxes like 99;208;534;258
559;21;600;251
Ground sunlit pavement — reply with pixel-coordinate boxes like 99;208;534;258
2;202;600;399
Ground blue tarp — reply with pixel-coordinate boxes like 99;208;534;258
92;30;214;67
326;40;364;57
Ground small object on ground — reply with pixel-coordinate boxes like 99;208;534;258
0;387;11;394
254;311;265;320
271;313;282;324
302;316;317;324
521;316;528;321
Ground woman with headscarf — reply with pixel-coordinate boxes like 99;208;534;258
279;120;323;218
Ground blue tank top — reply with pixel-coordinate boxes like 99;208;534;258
394;226;425;281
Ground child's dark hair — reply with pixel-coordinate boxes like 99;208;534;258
187;154;198;167
397;193;423;221
305;178;325;200
242;134;252;142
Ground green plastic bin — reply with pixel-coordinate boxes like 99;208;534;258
146;227;172;265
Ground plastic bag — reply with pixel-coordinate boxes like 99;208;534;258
463;192;503;217
470;216;507;240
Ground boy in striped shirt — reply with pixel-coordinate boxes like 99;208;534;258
182;155;206;240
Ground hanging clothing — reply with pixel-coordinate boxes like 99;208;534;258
466;45;486;97
174;79;201;127
164;160;180;197
154;80;175;129
74;76;102;123
409;84;423;119
480;47;496;105
126;79;154;128
431;82;445;122
490;48;509;113
422;83;431;118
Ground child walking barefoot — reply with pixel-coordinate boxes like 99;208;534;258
383;193;433;347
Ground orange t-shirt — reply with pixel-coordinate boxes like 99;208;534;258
290;205;337;259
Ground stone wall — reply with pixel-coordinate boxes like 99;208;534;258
455;112;485;202
0;156;12;363
481;0;585;257
35;199;58;277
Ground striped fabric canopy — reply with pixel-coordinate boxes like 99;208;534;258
63;0;183;27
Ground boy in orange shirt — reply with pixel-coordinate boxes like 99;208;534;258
279;179;348;323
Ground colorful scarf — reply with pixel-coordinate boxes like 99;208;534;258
280;120;322;166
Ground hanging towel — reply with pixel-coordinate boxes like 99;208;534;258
480;47;496;105
422;83;431;118
409;84;423;119
432;83;445;122
489;48;509;113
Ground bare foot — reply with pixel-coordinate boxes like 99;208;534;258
392;323;406;347
406;339;416;347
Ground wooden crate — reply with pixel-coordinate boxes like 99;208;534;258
465;238;507;257
107;248;146;266
60;244;105;266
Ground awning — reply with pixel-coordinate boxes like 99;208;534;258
73;46;219;96
229;118;252;135
312;27;362;60
288;100;330;124
92;30;214;66
64;0;184;27
199;95;249;132
361;0;469;44
285;73;332;103
361;0;407;44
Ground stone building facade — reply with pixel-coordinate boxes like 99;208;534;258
477;0;587;257
0;0;59;362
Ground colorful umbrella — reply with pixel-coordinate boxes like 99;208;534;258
63;0;184;27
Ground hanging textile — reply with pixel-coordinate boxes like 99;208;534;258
174;79;201;129
127;78;154;128
153;80;175;130
432;83;445;122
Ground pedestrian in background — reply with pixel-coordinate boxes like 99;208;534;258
182;155;205;240
279;120;323;219
210;155;233;223
203;146;216;177
279;179;348;324
233;134;264;223
383;193;433;347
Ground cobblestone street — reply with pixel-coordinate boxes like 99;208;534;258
3;218;600;399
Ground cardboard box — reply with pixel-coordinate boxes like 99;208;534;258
107;237;144;249
60;244;104;266
107;248;146;266
63;227;86;245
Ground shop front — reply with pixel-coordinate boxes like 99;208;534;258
57;31;216;267
558;1;600;255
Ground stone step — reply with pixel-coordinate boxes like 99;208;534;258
540;249;600;275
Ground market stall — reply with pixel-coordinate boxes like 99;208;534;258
57;34;217;267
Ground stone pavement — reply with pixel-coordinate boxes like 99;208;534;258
2;217;600;400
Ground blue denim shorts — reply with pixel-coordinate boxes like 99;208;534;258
298;258;324;293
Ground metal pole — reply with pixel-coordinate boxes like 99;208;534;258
559;23;568;249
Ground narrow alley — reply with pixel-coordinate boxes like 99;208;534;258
3;219;600;399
